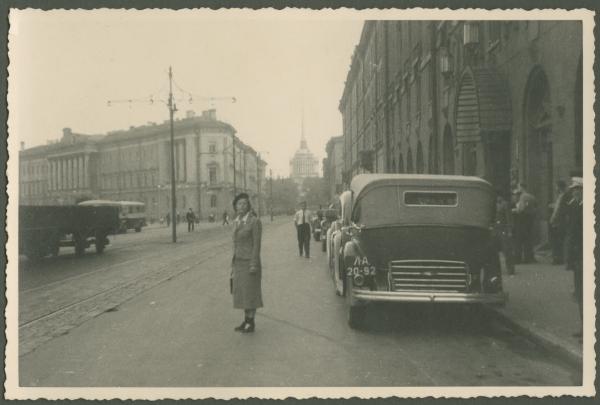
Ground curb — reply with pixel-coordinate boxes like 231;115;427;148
486;306;583;369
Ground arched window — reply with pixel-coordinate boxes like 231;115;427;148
443;125;455;174
398;152;404;173
406;149;414;173
416;142;425;174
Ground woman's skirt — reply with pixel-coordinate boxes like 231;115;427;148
232;258;263;309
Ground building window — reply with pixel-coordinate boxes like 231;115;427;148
209;166;217;185
210;195;217;208
209;142;217;153
488;22;501;49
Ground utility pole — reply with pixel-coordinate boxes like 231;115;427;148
168;66;177;243
232;132;237;197
256;152;260;217
269;168;273;222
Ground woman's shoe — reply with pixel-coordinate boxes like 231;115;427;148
234;319;249;332
241;318;255;333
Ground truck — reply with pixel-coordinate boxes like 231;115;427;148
19;205;120;260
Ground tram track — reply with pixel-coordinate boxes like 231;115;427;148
19;224;231;293
19;237;232;355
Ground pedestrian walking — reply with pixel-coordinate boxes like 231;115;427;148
176;211;181;224
186;208;195;232
294;201;311;258
222;211;230;226
230;193;263;333
165;212;171;227
564;177;583;324
495;193;515;275
512;183;537;264
549;180;568;264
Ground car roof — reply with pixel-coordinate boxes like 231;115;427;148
350;174;493;198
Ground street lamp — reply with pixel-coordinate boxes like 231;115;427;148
168;66;178;243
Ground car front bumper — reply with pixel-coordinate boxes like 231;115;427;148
352;289;507;305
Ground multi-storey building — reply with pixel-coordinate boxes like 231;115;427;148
323;135;344;202
19;109;268;221
339;20;582;239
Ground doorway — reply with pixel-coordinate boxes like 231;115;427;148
524;67;553;242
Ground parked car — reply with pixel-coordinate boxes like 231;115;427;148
311;215;322;241
319;208;339;252
330;174;507;329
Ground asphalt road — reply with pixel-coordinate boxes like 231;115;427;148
18;219;581;386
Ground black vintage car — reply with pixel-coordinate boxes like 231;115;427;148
331;174;507;328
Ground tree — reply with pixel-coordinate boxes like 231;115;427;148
271;177;300;215
301;177;329;209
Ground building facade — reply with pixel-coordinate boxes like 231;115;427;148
19;109;268;221
289;133;319;184
323;135;344;202
339;20;582;239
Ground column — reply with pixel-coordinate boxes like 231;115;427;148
76;156;81;188
58;158;65;190
83;154;89;188
69;158;74;189
49;161;55;190
52;161;57;191
178;141;185;182
186;135;196;182
74;157;79;190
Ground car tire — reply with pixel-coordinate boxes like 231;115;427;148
321;239;326;252
346;275;367;329
135;227;141;232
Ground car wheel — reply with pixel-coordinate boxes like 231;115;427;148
346;275;367;329
135;227;141;232
321;239;326;252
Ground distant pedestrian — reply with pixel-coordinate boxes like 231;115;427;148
222;211;230;226
495;193;515;275
165;213;171;227
549;180;568;264
512;184;537;264
230;193;263;333
294;201;311;258
186;208;195;232
564;177;583;323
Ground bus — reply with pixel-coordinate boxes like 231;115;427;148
78;200;147;233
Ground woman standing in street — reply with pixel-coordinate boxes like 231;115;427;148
230;193;263;333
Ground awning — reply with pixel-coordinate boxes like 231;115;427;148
456;68;512;143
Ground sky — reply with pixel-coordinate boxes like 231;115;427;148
8;9;363;177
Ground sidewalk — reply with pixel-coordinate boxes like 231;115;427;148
490;250;583;366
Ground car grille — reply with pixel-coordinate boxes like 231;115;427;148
388;260;469;292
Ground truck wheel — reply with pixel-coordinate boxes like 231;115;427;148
95;238;106;254
50;242;60;257
74;235;86;256
346;275;367;329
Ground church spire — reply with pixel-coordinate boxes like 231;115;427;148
300;108;307;149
